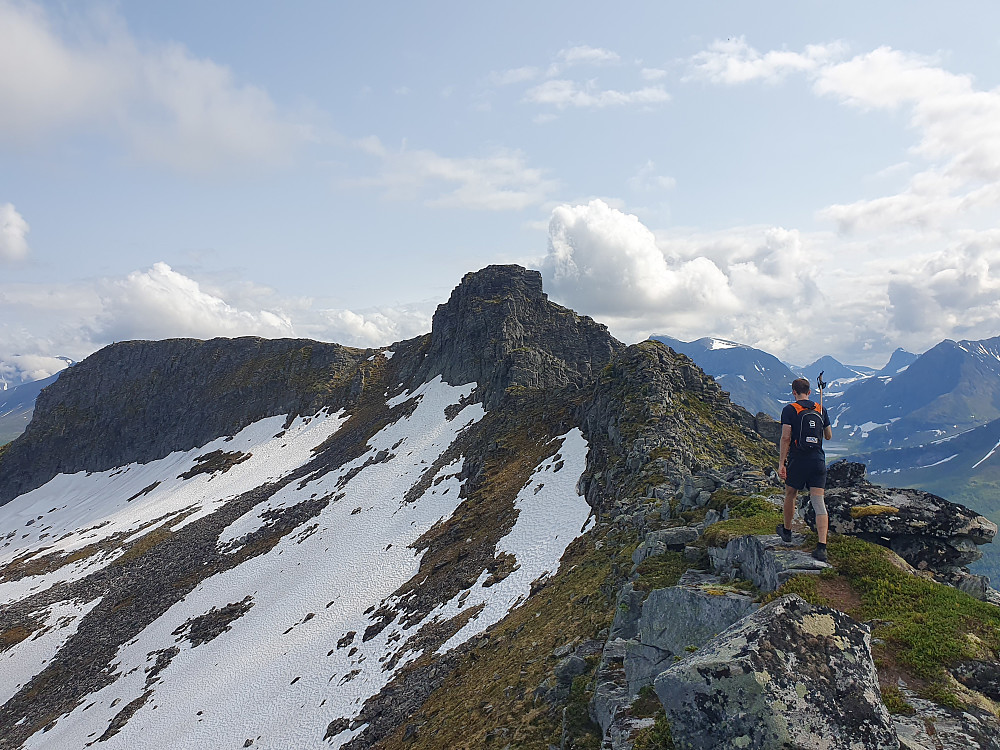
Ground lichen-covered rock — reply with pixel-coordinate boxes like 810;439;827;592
609;583;644;641
808;468;997;572
654;594;898;750
624;582;756;693
892;684;1000;750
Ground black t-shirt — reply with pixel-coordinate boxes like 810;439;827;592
781;399;831;459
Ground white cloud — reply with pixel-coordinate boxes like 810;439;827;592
557;45;620;66
885;230;1000;342
525;80;669;109
353;136;558;210
813;47;1000;231
687;37;845;85
93;263;296;341
542;200;739;319
538;201;898;363
0;203;30;261
640;67;668;81
0;1;311;172
0;354;70;385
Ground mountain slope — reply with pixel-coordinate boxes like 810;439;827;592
0;266;778;749
0;375;59;446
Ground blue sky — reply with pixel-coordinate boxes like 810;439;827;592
3;0;1000;383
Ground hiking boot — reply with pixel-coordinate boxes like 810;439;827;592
775;524;792;543
813;543;828;562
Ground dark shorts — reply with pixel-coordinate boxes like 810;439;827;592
786;455;827;491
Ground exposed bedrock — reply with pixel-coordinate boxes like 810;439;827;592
654;594;898;750
412;264;624;408
808;460;997;577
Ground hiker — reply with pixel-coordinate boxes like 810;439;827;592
776;377;832;562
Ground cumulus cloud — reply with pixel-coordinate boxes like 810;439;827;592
525;80;669;109
538;201;894;363
687;37;845;85
93;263;296;341
542;200;739;319
354;136;558;210
489;67;540;86
0;1;310;172
0;263;436;372
0;203;29;261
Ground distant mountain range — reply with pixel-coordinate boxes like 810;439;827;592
651;336;798;417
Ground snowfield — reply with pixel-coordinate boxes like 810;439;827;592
1;377;595;750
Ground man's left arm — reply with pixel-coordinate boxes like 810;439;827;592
823;407;833;441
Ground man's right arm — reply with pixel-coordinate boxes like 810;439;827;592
778;424;792;480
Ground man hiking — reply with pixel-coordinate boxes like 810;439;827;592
777;377;833;561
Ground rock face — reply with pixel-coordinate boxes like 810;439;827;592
624;581;757;694
654;594;898;750
413;265;623;408
812;460;997;573
0;338;366;505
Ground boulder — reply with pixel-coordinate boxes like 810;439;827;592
891;683;1000;750
709;533;830;592
632;527;701;566
654;594;897;749
808;477;997;572
624;582;757;693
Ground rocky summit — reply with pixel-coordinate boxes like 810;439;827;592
0;264;998;750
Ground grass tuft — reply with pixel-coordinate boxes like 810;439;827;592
850;504;900;519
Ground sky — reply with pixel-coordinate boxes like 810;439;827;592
3;0;1000;384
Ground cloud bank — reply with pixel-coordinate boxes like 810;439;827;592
538;199;998;365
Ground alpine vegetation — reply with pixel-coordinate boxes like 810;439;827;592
0;266;998;750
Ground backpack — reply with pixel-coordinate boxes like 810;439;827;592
791;401;824;451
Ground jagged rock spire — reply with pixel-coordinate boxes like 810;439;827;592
416;265;623;407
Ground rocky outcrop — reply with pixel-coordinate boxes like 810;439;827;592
579;341;778;513
624;578;757;694
654;594;898;750
412;265;623;408
709;532;831;592
810;460;997;576
0;338;367;505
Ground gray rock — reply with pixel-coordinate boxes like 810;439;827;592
631;527;700;567
809;477;997;573
709;533;830;592
624;584;756;693
654;594;897;750
591;639;632;736
892;684;1000;750
609;583;644;641
554;655;588;684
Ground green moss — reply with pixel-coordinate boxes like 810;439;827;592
634;551;689;592
632;712;675;750
829;535;1000;705
702;511;782;547
630;686;661;719
850;504;900;519
761;574;828;607
880;684;916;715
